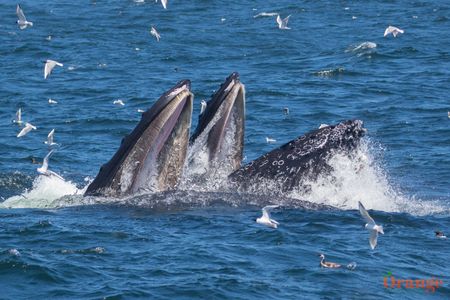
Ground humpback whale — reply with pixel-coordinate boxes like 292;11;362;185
187;72;245;180
84;73;366;200
229;120;366;194
85;80;193;197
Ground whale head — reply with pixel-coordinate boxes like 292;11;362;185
85;80;193;197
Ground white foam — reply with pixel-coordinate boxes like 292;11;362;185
1;175;81;209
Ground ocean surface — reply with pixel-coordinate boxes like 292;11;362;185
0;0;449;299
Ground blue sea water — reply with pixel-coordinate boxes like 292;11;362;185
0;0;449;299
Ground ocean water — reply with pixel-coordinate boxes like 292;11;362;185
0;0;449;299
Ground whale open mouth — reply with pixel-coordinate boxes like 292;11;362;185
85;80;193;197
190;72;245;172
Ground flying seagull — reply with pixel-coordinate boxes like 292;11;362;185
253;12;279;18
384;26;404;37
37;149;64;180
150;26;161;41
44;60;63;79
266;137;276;144
44;129;57;146
276;14;291;30
16;4;33;30
358;201;384;249
17;122;36;138
256;205;280;228
113;99;125;106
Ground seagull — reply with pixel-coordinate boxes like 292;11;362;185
48;99;58;104
253;12;279;18
137;109;145;113
44;60;63;79
358;201;384;249
435;231;447;239
256;205;280;228
113;99;125;106
16;4;33;30
200;100;207;115
319;124;329;129
37;149;64;180
150;26;161;41
13;108;23;125
44;129;57;146
384;26;404;37
276;14;291;30
17;122;36;138
156;0;167;9
319;254;341;268
266;137;276;144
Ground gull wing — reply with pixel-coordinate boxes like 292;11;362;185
16;4;27;22
358;201;376;225
16;108;21;122
384;26;393;37
276;15;282;27
283;15;291;26
47;129;55;144
262;205;279;219
17;126;30;137
161;0;167;9
369;230;378;249
42;149;56;172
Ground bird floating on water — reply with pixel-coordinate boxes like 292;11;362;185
17;122;36;138
276;14;291;30
319;254;341;268
358;201;384;249
384;26;404;37
44;129;57;146
13;108;23;125
137;109;145;113
266;137;276;144
16;4;33;30
150;26;161;41
37;149;64;180
44;60;63;79
48;99;58;104
435;231;447;239
113;99;125;106
256;205;280;228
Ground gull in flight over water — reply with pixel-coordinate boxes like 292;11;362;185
16;4;33;30
358;201;384;249
384;26;404;37
276;14;291;30
266;137;276;144
17;122;36;138
44;60;63;79
150;26;161;41
200;100;207;115
44;129;57;146
253;12;278;18
13;108;23;125
37;149;64;180
256;205;280;228
156;0;167;9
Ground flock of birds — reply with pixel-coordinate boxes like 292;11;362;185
255;201;387;269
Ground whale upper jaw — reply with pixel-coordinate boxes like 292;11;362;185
229;120;366;194
85;81;193;197
190;72;245;173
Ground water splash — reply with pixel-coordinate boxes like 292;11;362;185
1;175;81;209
